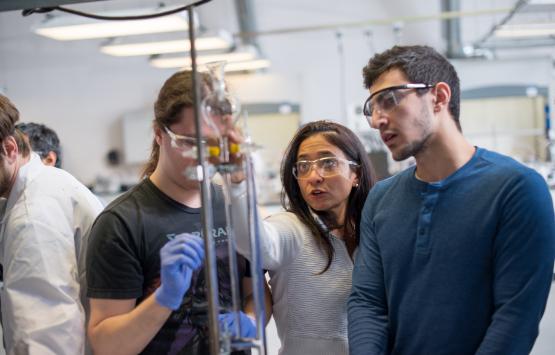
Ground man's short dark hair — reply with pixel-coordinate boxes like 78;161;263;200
362;45;461;130
16;122;62;168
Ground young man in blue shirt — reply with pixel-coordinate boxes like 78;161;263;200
348;45;555;355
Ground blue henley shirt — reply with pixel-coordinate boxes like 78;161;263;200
348;147;555;355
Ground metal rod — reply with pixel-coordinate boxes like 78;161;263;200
220;139;243;338
188;6;220;355
244;116;267;355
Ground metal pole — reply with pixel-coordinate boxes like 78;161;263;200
188;6;221;355
245;126;267;355
441;0;464;59
221;143;243;338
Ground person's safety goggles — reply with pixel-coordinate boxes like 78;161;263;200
362;83;434;124
292;156;358;179
164;126;206;151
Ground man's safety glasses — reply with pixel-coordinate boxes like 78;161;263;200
362;83;434;123
292;156;359;179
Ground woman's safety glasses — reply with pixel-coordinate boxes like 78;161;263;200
293;156;359;179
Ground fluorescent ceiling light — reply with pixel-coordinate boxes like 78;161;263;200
495;23;555;38
528;0;555;4
34;9;198;41
151;58;271;72
220;59;271;72
150;50;258;69
100;31;233;56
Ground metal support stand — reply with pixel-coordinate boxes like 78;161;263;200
188;4;221;355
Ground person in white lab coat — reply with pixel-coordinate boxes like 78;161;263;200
0;94;103;355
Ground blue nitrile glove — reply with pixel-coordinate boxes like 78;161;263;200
155;233;204;310
218;312;257;338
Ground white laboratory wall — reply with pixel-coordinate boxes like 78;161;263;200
454;57;554;89
461;96;546;161
1;63;172;185
122;110;154;165
227;73;301;104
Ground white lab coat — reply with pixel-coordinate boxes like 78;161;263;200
0;154;103;355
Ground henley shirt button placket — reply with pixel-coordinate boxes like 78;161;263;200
416;185;440;254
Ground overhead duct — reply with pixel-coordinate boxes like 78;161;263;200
473;0;529;50
234;0;260;49
441;0;465;59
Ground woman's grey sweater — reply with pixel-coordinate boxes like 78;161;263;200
231;184;353;355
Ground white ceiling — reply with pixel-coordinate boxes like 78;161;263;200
1;0;552;76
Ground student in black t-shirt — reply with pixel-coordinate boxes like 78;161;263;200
85;70;271;355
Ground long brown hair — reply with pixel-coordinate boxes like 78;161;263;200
281;120;376;274
142;70;211;177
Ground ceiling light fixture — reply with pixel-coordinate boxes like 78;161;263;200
528;0;555;4
149;46;259;68
151;58;271;72
216;59;271;72
149;45;271;72
100;31;232;56
495;23;555;38
34;9;198;41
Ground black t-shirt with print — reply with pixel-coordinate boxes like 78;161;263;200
86;178;249;355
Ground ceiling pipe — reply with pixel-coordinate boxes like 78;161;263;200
479;37;555;50
441;0;465;58
234;0;260;50
233;7;512;39
473;0;529;49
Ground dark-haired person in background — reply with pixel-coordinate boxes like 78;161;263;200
231;120;376;355
16;122;62;168
0;95;103;354
348;45;555;355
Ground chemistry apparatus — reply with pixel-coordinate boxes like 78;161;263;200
185;59;267;355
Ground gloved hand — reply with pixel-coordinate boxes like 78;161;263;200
218;311;257;338
155;233;204;310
